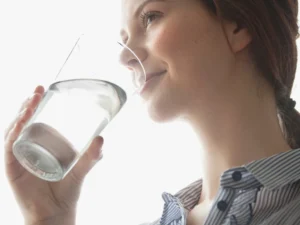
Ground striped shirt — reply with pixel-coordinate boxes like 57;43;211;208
143;148;300;225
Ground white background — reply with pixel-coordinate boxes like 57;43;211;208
0;1;299;224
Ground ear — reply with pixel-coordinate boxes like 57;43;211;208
223;20;252;53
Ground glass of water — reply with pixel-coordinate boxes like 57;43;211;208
12;34;146;182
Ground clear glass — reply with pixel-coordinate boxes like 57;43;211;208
12;34;146;182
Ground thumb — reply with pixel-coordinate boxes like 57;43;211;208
69;136;104;183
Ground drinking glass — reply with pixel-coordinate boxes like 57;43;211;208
12;34;146;182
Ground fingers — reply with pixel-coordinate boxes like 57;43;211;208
4;86;44;140
4;121;26;165
4;85;44;167
18;86;44;113
4;107;33;155
68;136;104;184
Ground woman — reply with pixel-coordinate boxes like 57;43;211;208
4;0;300;224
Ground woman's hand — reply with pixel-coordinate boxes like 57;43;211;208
4;85;104;225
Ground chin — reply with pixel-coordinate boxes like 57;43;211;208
141;77;187;123
145;96;181;123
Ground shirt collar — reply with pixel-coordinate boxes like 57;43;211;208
170;148;300;210
245;148;300;190
173;179;202;211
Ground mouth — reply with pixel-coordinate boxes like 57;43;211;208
139;70;167;94
146;70;167;82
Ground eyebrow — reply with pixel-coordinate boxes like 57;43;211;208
134;0;166;18
120;0;167;41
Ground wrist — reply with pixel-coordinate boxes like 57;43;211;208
25;212;76;225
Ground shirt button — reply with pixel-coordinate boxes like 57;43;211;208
217;200;228;211
232;171;242;181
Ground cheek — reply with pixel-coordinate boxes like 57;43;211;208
147;23;184;60
146;18;233;100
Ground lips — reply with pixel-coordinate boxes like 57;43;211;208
139;70;167;94
146;70;167;82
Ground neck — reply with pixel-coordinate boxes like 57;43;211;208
182;75;291;203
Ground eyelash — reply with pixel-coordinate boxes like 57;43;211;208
140;10;163;29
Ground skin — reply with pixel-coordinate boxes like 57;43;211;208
120;0;291;222
4;86;104;225
3;0;292;224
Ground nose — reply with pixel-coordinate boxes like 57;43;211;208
118;44;147;71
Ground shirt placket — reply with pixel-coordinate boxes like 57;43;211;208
159;169;261;225
204;187;237;225
204;169;261;225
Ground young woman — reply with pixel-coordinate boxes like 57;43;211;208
4;0;300;224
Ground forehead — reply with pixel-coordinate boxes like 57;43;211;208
120;0;137;21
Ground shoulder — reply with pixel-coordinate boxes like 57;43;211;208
261;191;300;224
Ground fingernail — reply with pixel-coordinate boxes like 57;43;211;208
34;86;41;93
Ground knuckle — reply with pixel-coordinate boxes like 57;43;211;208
13;122;24;135
17;113;28;124
70;171;84;186
19;108;28;117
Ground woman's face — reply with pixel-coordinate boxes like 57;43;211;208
120;0;237;122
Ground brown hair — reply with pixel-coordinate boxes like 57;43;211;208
203;0;300;149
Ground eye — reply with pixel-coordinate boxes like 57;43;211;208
140;11;163;28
